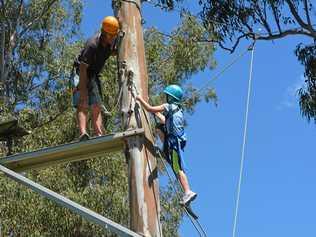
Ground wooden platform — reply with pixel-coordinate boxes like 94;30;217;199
0;128;144;172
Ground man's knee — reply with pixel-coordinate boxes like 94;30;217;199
77;105;89;113
91;104;102;113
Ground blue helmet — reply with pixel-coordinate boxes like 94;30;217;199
163;85;184;102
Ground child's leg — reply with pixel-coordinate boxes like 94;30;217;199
171;149;191;193
178;170;191;194
170;148;197;204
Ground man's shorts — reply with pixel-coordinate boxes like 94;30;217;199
72;78;102;108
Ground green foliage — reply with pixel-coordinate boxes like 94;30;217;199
159;184;183;237
145;13;217;111
296;43;316;122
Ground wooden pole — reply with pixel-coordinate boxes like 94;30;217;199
115;0;162;236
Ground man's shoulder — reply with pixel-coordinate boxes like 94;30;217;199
85;33;100;49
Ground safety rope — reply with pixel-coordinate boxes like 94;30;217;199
232;42;256;237
195;42;255;95
155;148;208;237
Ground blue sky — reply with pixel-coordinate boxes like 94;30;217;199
82;1;315;237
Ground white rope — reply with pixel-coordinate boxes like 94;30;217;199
232;43;256;237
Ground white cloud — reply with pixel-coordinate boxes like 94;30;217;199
277;75;305;110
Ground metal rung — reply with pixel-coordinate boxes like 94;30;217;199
0;165;142;237
0;128;144;172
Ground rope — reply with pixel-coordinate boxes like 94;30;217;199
196;42;255;95
232;42;256;237
155;149;207;237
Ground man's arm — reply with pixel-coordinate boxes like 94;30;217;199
78;62;89;90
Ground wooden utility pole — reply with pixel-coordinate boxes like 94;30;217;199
115;0;162;236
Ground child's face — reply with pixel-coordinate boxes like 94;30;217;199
166;95;173;104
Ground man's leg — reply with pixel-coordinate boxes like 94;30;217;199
91;104;103;136
74;89;89;137
77;107;89;136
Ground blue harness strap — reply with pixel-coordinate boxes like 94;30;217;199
165;104;187;148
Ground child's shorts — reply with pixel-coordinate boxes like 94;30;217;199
164;136;186;175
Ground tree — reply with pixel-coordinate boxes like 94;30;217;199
0;2;216;236
155;0;316;123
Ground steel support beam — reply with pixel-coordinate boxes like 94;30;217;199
0;165;142;237
0;128;144;172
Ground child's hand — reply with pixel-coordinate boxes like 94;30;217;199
136;95;141;101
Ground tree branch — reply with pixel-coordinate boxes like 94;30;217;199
0;0;5;17
0;0;10;28
219;33;253;53
285;0;309;30
9;0;24;51
254;3;273;36
32;107;70;130
256;28;313;40
19;0;58;38
271;3;282;34
214;28;313;53
303;0;312;27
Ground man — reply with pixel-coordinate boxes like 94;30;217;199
73;16;119;140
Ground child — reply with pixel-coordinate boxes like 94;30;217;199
136;85;197;205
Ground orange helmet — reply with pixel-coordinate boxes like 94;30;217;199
101;16;119;35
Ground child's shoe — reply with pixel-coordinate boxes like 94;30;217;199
180;191;197;205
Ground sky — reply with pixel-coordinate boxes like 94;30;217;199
82;1;315;237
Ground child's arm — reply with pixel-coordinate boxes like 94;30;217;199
136;95;165;113
155;112;165;124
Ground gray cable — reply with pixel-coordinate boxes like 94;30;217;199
232;42;256;237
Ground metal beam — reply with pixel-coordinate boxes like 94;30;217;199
0;128;144;172
0;165;142;237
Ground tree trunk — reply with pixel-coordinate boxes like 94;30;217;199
115;1;162;236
